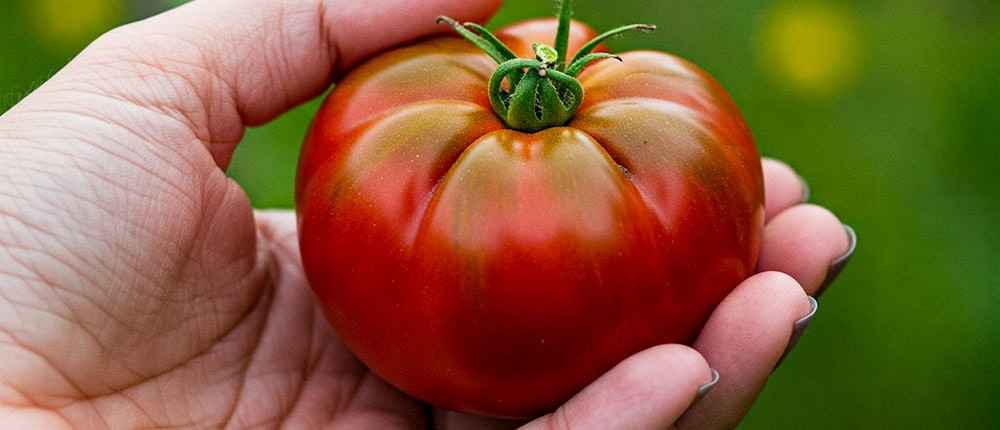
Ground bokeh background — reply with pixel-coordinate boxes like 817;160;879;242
2;0;997;427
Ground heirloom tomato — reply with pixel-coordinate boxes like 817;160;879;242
297;1;763;419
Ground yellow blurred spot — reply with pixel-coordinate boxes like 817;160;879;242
757;2;864;99
30;0;122;47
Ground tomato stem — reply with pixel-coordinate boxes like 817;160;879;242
553;0;573;71
438;2;655;133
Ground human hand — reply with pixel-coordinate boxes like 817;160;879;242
0;0;853;428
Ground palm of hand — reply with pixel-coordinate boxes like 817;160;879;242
0;92;416;429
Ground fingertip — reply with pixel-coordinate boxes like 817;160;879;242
639;344;713;389
722;271;813;338
752;270;813;318
757;204;850;295
747;269;798;287
816;224;856;297
679;271;812;429
522;344;710;430
761;158;807;221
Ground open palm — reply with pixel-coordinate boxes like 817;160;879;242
0;1;852;428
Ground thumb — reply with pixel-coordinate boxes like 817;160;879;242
7;0;503;168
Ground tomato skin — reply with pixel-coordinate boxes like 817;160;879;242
297;19;763;418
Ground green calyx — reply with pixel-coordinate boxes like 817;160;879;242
438;0;655;133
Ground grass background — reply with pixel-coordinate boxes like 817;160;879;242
2;0;997;427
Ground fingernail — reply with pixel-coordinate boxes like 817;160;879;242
693;368;720;404
773;296;818;371
798;174;811;203
816;224;857;297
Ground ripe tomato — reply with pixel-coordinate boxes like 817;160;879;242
297;10;763;419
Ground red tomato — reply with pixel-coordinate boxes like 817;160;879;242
297;16;763;419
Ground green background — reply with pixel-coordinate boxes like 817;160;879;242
2;0;997;428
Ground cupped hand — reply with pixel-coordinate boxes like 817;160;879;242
0;0;852;428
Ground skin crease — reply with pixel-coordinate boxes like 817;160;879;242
0;0;851;428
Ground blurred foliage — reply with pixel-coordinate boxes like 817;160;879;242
2;0;998;428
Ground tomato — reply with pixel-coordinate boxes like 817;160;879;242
296;4;763;419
